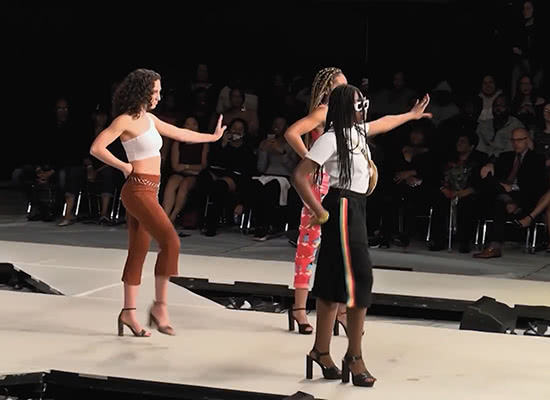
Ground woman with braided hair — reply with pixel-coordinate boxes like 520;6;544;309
294;84;431;386
284;67;348;336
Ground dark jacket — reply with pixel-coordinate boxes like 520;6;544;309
494;150;547;209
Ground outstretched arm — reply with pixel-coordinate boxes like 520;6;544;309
90;115;133;178
151;113;226;144
368;94;432;136
284;106;327;159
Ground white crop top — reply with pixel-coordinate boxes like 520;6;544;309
305;124;371;194
122;115;163;162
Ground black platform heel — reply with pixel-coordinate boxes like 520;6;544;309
305;348;342;380
148;301;176;336
288;307;313;334
117;308;150;337
342;354;376;387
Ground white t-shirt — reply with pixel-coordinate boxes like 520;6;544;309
305;124;371;194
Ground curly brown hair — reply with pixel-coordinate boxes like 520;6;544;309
112;68;161;118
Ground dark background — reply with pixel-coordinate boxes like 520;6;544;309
3;1;549;179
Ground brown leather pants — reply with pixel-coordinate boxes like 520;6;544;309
120;173;180;285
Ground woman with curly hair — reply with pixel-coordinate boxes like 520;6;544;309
90;69;226;337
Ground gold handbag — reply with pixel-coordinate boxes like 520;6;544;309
363;145;378;196
356;122;378;196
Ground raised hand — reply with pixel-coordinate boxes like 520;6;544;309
212;115;227;142
410;94;432;120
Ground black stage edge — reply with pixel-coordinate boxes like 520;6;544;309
171;277;550;326
0;263;63;295
0;370;321;400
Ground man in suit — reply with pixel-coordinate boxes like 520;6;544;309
474;128;547;258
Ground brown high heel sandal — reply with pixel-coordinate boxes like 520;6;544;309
117;308;150;337
148;301;176;336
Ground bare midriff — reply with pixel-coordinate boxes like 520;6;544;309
129;156;162;176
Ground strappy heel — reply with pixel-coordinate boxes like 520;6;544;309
288;307;313;335
342;354;376;387
306;348;342;380
148;301;175;336
333;312;365;337
333;316;347;337
117;308;150;337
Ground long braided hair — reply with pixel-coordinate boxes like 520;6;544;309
324;84;368;189
305;67;343;149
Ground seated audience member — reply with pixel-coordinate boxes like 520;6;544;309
198;118;257;237
260;73;289;123
246;117;298;240
476;94;525;159
511;74;546;133
190;63;214;94
370;71;417;119
162;116;209;224
436;95;483;162
510;0;544;96
59;105;123;226
515;190;550;252
14;97;77;221
211;87;259;140
216;74;259;114
380;122;436;246
478;74;502;121
427;81;460;127
474;128;547;258
534;102;550;181
190;87;215;131
428;133;488;253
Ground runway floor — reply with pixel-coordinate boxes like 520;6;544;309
1;240;549;399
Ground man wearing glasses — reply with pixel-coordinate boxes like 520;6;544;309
474;128;547;258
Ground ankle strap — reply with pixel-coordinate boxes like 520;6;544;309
344;354;363;363
311;348;329;358
292;307;306;311
154;301;167;305
527;214;534;222
121;307;136;311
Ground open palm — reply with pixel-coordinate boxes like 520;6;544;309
212;115;227;141
410;94;432;120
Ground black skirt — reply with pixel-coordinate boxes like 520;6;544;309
312;187;373;308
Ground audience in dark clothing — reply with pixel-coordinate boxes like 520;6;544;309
198;118;257;237
428;133;488;253
380;122;436;247
474;128;547;258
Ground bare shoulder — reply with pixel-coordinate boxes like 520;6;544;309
147;112;159;121
311;104;328;120
112;114;133;128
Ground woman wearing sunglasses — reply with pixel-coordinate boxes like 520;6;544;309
293;84;430;387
